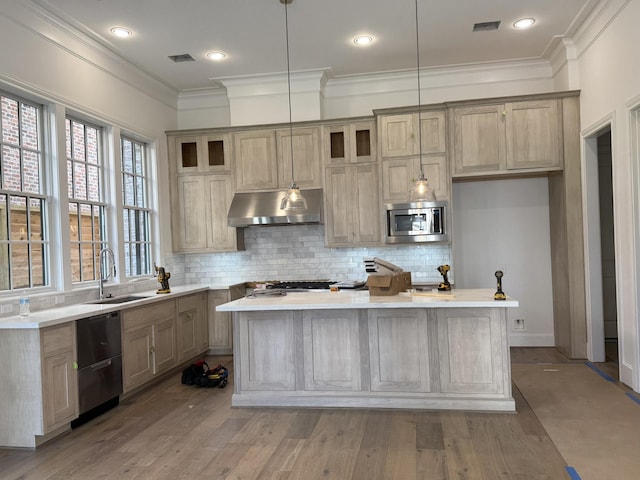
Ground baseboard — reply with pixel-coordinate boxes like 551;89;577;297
508;333;555;347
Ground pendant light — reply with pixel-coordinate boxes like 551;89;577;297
279;0;308;211
409;0;435;202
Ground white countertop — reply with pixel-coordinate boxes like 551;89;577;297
216;288;519;312
0;285;210;329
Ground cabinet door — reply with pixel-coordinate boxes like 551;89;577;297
178;293;208;361
174;134;230;174
368;309;431;392
174;176;208;251
353;163;381;244
205;174;237;250
436;308;509;395
379;114;417;157
419;110;447;154
41;323;77;431
154;317;177;374
506;99;562;170
122;324;154;392
302;310;361;391
277;127;321;188
382;157;420;202
324;166;352;245
324;121;376;165
42;349;78;430
233;130;278;191
452;104;506;174
209;289;233;354
237;312;296;391
324;165;381;246
421;154;449;201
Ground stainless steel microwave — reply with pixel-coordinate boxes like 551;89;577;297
385;201;448;243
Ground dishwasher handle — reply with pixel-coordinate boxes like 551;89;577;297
90;358;113;371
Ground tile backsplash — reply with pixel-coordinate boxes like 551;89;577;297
175;224;452;286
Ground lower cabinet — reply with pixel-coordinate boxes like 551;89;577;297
0;323;78;448
41;323;78;432
177;292;208;362
368;309;432;392
122;300;178;393
208;289;233;355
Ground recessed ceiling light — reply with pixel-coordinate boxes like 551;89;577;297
514;18;535;29
206;51;226;61
110;26;132;38
353;35;373;46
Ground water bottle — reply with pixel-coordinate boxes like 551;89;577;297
19;291;30;318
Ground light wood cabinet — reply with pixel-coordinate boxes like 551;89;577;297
276;126;322;188
382;155;449;203
436;307;509;395
177;292;208;362
168;132;242;254
122;300;177;393
174;133;231;173
368;309;432;393
236;311;296;391
41;323;78;432
323;120;376;165
233;126;322;192
378;110;446;158
302;310;361;391
209;289;232;355
324;163;381;246
451;99;562;176
0;324;78;448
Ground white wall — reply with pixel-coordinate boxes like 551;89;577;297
452;178;555;346
572;0;640;388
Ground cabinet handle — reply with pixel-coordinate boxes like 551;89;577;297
150;345;155;354
187;313;193;319
502;111;507;116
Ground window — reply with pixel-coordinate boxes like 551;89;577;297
0;94;47;291
121;136;151;277
66;117;105;283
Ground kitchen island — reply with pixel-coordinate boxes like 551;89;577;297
217;288;519;412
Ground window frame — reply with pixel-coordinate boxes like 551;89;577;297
0;92;49;291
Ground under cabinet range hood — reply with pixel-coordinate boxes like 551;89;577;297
227;189;323;227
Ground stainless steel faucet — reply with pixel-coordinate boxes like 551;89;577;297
99;247;116;300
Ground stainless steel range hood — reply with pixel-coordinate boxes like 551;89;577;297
227;189;323;227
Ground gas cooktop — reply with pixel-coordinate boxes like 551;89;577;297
266;280;337;290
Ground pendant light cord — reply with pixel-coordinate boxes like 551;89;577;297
414;0;424;179
284;0;296;185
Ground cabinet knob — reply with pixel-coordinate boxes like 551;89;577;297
502;111;507;116
150;345;155;354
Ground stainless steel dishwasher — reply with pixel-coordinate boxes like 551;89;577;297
73;311;123;427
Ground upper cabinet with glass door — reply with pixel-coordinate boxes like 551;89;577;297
174;133;231;174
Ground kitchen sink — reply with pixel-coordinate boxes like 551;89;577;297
92;295;149;305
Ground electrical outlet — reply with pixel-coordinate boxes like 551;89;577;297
513;318;526;331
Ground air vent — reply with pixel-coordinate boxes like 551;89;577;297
473;21;501;32
168;54;195;63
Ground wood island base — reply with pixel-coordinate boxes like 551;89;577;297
218;289;518;412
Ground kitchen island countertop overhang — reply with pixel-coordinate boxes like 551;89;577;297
216;288;519;311
218;288;519;412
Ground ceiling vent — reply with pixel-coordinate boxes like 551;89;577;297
473;21;501;32
168;54;195;63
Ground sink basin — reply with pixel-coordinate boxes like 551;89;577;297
93;295;148;305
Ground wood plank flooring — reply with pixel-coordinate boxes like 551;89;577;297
0;349;618;480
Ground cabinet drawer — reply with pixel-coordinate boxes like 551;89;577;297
42;323;74;354
177;292;204;313
123;300;176;331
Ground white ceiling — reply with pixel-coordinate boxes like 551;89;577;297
32;0;599;93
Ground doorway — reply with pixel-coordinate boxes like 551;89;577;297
584;126;617;365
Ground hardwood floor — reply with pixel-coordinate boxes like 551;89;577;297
0;349;627;480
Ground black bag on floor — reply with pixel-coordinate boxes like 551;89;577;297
181;360;228;388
